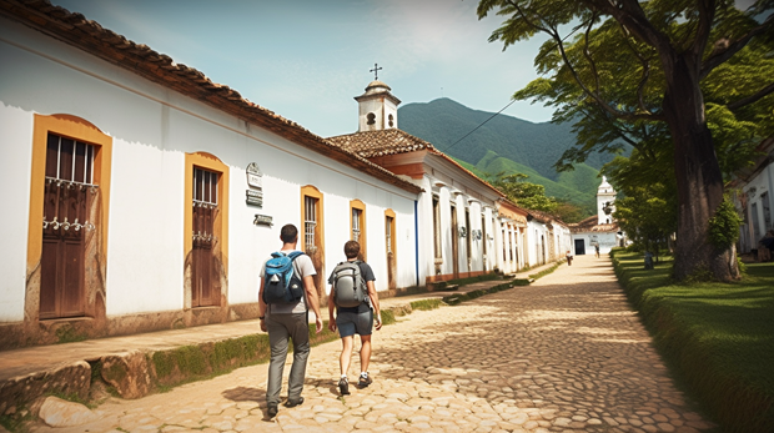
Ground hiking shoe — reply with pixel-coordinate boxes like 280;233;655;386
284;397;304;408
358;374;373;388
267;404;278;418
338;377;350;395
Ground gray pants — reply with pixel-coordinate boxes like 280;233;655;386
266;312;309;406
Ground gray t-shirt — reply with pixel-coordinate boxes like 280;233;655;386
260;250;317;315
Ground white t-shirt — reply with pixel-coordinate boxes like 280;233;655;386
260;250;317;315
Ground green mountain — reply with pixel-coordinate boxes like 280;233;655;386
398;98;621;216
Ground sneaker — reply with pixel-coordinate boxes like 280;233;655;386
267;404;278;418
338;377;350;395
284;397;304;408
358;374;373;388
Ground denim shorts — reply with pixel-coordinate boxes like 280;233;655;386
336;309;373;337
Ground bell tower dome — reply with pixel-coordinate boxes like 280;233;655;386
355;80;401;132
597;176;617;225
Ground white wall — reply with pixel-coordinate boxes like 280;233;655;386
0;103;33;322
527;221;549;267
743;164;774;245
0;18;417;321
572;232;618;255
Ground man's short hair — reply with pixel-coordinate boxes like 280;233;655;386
344;240;360;259
280;224;298;243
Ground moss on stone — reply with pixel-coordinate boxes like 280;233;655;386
55;325;87;344
380;310;396;325
102;360;127;383
409;299;443;311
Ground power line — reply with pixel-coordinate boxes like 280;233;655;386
445;99;517;151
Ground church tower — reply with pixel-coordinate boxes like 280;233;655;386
355;80;401;132
597;176;617;225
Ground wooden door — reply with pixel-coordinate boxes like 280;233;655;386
575;239;586;255
192;168;220;307
40;134;96;319
385;215;396;290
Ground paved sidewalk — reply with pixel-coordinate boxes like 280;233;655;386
20;255;713;433
0;262;553;382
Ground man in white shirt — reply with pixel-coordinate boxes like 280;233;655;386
258;224;323;418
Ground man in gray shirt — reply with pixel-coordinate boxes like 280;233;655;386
258;224;323;418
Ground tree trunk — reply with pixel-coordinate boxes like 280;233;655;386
662;53;739;282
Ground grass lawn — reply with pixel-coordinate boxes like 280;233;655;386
611;250;774;433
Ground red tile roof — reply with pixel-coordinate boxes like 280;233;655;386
568;215;619;233
0;0;422;195
328;129;434;158
328;129;505;198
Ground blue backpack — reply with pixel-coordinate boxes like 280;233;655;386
263;251;305;304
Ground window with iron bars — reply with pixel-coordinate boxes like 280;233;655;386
304;196;318;252
385;216;393;254
352;208;362;242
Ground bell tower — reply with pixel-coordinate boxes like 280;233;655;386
597;176;617;225
355;64;400;132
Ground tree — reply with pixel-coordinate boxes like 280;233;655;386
478;0;774;281
554;200;586;223
491;172;559;213
604;150;678;261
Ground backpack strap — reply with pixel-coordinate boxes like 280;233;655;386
287;251;305;260
290;251;309;312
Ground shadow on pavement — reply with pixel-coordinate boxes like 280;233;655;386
369;277;689;416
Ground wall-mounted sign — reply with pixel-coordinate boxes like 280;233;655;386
253;214;273;227
246;162;263;189
246;189;263;207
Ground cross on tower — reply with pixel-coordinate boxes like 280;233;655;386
370;63;383;80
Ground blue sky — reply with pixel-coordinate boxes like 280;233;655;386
51;1;757;139
52;0;554;138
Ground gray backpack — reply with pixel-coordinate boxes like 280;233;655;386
332;261;368;308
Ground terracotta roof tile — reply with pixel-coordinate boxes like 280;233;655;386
328;129;506;198
327;129;436;158
0;0;422;195
568;215;619;233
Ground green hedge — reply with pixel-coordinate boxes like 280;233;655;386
611;249;774;433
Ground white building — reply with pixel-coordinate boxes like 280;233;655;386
0;3;422;348
732;137;774;254
570;177;622;255
329;81;512;285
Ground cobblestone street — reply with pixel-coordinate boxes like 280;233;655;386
30;256;713;433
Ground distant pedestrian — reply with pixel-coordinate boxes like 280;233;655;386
595;243;600;258
328;240;382;395
644;251;654;270
566;250;573;266
258;224;323;418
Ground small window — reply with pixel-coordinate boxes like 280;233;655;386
433;196;442;259
352;208;362;242
305;196;318;252
350;199;366;260
367;112;376;125
388;114;394;127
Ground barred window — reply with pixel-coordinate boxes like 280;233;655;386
352;208;362;242
305;196;317;251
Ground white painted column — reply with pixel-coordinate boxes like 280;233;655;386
510;225;518;273
492;217;505;272
505;224;511;273
518;228;525;271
